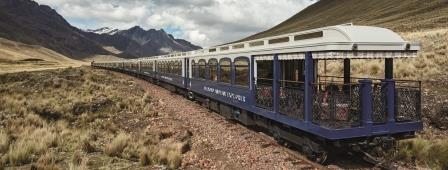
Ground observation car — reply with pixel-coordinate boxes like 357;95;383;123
92;24;422;163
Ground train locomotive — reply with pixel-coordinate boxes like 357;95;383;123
92;24;423;164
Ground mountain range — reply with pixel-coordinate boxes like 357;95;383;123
84;26;201;58
0;0;201;60
85;27;120;35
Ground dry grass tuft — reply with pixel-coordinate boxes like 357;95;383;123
136;141;185;169
80;139;95;154
397;138;448;169
24;113;46;127
157;145;182;169
7;127;58;165
70;150;83;167
105;133;131;157
0;130;10;153
69;150;89;170
35;151;59;170
139;147;158;166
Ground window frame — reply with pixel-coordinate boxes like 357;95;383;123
219;58;232;84
169;61;172;74
191;60;197;78
208;58;218;82
234;57;250;87
177;61;182;76
149;61;153;71
198;59;207;79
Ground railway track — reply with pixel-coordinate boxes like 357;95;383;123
113;70;396;170
200;106;325;169
240;124;326;169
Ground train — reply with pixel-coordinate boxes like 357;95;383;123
92;24;423;164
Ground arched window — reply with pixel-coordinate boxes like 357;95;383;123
160;61;164;73
157;62;161;72
235;57;249;87
168;61;171;73
166;61;170;73
141;62;145;71
177;61;182;75
171;61;176;74
168;61;173;74
191;60;197;78
198;59;206;79
165;61;169;73
173;61;177;75
219;58;231;84
208;59;218;81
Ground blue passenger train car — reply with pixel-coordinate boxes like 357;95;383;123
93;24;422;164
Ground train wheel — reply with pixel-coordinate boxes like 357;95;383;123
315;151;328;164
187;91;195;100
302;142;328;164
361;145;392;166
272;126;285;145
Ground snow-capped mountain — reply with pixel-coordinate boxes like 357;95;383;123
85;27;120;35
84;26;202;58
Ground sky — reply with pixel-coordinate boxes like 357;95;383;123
34;0;317;48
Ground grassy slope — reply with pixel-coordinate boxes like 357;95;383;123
0;67;189;169
0;38;87;74
241;0;448;41
83;54;124;62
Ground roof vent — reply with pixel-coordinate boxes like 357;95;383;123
405;43;411;51
340;23;354;26
268;37;290;44
220;46;229;51
352;44;358;51
232;44;245;49
294;31;323;41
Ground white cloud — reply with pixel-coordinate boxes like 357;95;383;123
34;0;317;47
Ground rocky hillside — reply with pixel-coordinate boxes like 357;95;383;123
241;0;448;41
0;0;110;59
84;26;202;58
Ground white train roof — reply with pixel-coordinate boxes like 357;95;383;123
100;24;420;63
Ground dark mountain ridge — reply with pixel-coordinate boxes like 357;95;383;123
0;0;110;59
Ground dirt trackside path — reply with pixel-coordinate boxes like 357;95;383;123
113;72;323;170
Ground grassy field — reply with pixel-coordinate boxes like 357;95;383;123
0;67;190;169
0;38;86;74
